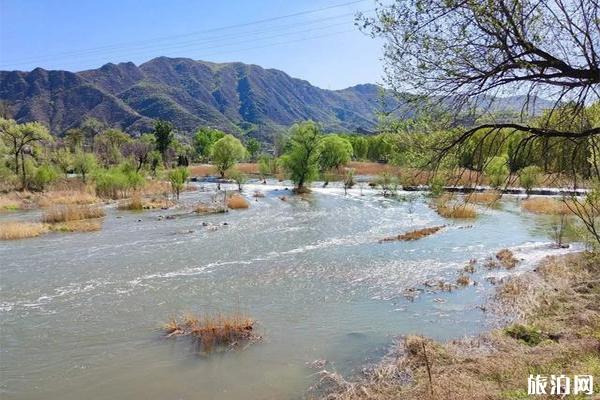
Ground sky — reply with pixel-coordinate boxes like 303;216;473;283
0;0;385;90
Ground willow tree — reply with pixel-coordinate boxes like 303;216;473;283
359;0;600;178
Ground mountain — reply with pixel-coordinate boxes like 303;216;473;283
0;57;554;141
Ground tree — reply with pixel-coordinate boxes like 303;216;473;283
0;119;52;188
349;136;368;160
153;120;174;165
73;151;97;182
168;167;189;200
193;127;225;161
210;134;247;178
343;168;355;195
280;121;322;192
246;138;261;161
79;118;105;151
258;154;277;182
360;0;599;172
319;135;353;185
122;134;155;172
94;128;131;166
226;168;247;192
53;147;74;178
64;128;84;151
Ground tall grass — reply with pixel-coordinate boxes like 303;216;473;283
521;197;571;214
0;222;48;240
37;190;98;207
434;202;477;219
42;204;105;223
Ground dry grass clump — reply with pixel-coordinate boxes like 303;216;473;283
316;253;600;400
496;248;519;269
435;202;477;219
456;274;471;286
0;196;22;211
465;190;502;205
141;180;171;196
188;164;215;176
49;219;103;232
521;197;572;215
227;194;249;209
37;190;98;207
163;312;259;352
0;221;48;240
195;202;227;214
119;192;144;210
380;225;445;242
42;204;105;223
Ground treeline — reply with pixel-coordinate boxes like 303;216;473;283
1;101;598;194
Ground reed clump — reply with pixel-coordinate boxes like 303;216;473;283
434;202;477;219
42;204;106;223
49;219;103;232
119;192;144;210
380;225;445;242
195;203;227;214
163;312;259;352
37;190;98;207
0;221;48;240
227;194;249;209
465;190;502;205
521;197;572;215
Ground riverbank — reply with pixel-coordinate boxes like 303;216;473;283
315;252;600;399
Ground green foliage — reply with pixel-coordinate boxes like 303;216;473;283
245;138;261;161
226;168;247;191
258;154;277;178
319;135;353;173
519;165;542;194
485;155;509;188
32;163;60;191
73;152;97;182
348;136;368;160
168;167;189;199
193;127;225;161
52;148;74;177
153;120;174;162
210;134;247;177
429;175;446;197
94;163;145;199
279;121;322;191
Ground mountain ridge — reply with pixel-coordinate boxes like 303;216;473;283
0;57;553;140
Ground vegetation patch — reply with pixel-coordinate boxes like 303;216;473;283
163;313;259;353
380;225;445;242
227;194;249;209
195;203;227;214
37;190;98;207
496;249;519;269
466;191;502;205
42;204;106;223
49;219;103;233
521;197;571;215
434;202;477;219
0;221;48;240
503;324;543;346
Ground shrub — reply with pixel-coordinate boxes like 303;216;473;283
429;175;445;197
504;324;543;346
32;164;60;191
73;152;97;182
456;275;470;286
519;165;542;195
496;249;519;269
0;221;48;240
94;164;145;199
521;197;571;215
226;168;247;191
376;172;398;197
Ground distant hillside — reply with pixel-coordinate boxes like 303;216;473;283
0;57;554;141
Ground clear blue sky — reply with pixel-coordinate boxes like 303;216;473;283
0;0;384;89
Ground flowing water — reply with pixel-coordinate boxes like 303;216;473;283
0;181;578;399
